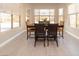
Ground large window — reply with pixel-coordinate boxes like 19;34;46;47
0;13;11;32
40;9;49;15
68;4;79;28
0;12;21;32
34;9;55;24
58;8;64;25
68;4;76;28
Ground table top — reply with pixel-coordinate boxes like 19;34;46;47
27;24;64;28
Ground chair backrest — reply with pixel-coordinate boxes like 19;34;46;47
35;24;45;34
48;24;58;35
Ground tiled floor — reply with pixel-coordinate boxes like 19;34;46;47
0;32;79;56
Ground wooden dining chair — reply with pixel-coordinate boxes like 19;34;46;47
47;24;58;47
58;25;64;38
25;21;35;40
34;24;46;47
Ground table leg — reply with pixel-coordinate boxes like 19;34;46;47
62;28;64;38
27;27;28;40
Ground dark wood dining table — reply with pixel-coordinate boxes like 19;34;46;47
27;24;64;40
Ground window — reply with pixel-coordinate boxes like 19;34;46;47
49;9;54;15
59;8;63;15
13;14;20;28
76;4;79;28
50;16;54;24
70;15;76;28
49;9;54;24
68;4;76;28
58;8;64;25
68;4;79;28
76;4;79;13
34;9;55;24
77;14;79;28
68;4;75;14
0;11;21;32
40;9;49;15
0;13;11;32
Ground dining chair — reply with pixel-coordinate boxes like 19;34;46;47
58;25;64;38
26;22;35;40
34;24;46;47
47;24;58;47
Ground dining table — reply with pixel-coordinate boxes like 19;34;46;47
26;24;64;40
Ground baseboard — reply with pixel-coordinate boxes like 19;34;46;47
65;31;79;40
0;30;26;48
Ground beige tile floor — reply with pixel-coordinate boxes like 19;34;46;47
0;32;79;56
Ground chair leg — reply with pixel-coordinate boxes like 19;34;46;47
44;38;45;47
27;30;28;40
34;40;36;47
47;38;49;46
29;32;31;37
62;30;64;39
59;31;60;35
34;37;37;47
55;38;58;47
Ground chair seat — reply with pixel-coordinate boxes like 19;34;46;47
28;28;35;31
47;35;54;37
47;32;56;37
36;33;46;38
